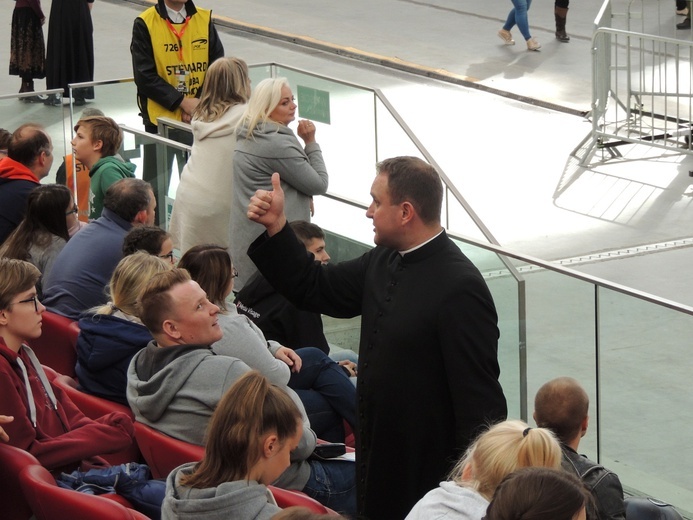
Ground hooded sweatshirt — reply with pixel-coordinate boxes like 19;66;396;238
230;120;329;290
76;312;152;405
0;337;134;473
162;462;281;520
0;157;40;244
126;341;316;491
169;103;245;252
404;481;490;520
88;156;137;219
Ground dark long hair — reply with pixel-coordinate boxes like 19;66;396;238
0;184;72;261
178;244;233;311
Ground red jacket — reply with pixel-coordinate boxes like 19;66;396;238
0;338;134;473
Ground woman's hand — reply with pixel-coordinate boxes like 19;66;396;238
338;360;357;378
297;119;316;144
275;346;303;373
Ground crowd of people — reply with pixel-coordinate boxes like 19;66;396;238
0;0;668;519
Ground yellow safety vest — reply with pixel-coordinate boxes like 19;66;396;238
138;7;212;125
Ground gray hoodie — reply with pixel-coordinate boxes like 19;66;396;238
126;342;317;490
162;462;281;520
405;481;490;520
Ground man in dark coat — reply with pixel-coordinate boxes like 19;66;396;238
247;156;508;520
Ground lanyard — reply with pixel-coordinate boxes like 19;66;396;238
165;16;191;63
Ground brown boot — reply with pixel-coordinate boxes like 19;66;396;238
555;6;570;42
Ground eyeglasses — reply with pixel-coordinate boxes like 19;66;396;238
232;267;239;278
8;295;40;313
159;251;175;263
65;206;79;216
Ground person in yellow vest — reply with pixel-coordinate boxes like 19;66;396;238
130;0;224;223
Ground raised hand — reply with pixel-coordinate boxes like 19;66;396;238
247;172;287;236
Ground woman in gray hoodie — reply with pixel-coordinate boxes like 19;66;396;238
231;77;329;291
162;371;304;520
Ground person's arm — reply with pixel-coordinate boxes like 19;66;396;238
271;133;329;197
131;18;184;112
593;471;626;520
439;273;507;451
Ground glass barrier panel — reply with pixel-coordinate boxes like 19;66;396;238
248;64;273;86
274;66;377;203
68;80;141;134
597;286;693;513
0;91;69;182
374;95;424;162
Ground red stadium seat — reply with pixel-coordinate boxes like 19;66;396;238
133;421;204;479
268;485;340;515
0;443;40;520
51;374;140;465
27;311;79;377
19;464;149;520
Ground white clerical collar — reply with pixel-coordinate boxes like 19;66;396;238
166;4;187;23
399;228;444;256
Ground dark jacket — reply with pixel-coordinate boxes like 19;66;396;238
0;158;39;244
562;444;626;520
235;272;330;354
76;313;152;405
130;0;224;130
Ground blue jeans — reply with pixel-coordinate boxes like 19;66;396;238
503;0;533;41
289;347;357;441
303;459;356;516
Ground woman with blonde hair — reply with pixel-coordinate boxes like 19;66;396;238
230;77;329;290
169;56;251;253
162;371;304;520
405;420;562;520
75;251;171;404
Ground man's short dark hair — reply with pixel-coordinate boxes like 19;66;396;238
8;124;51;167
123;226;169;256
103;178;152;222
376;156;443;225
534;377;589;444
289;220;325;246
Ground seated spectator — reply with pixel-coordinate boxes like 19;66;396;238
237;220;358;372
122;226;175;265
71;116;136;220
0;258;135;472
163;370;304;519
484;467;589;520
75;252;171;405
178;244;356;443
0;128;10;160
0;124;53;244
42;178;156;319
534;377;626;520
405;420;562;520
0;184;78;297
127;268;356;515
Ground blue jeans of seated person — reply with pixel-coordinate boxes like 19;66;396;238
289;348;356;436
303;459;356;516
295;388;344;442
503;0;533;41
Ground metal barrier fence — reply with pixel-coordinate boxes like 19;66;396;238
576;0;693;167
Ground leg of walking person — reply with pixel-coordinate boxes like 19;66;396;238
555;0;570;42
289;347;357;432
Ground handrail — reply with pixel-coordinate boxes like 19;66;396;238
118;124;192;153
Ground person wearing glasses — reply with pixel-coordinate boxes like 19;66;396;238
0;184;78;298
0;124;54;245
76;252;171;405
122;226;176;265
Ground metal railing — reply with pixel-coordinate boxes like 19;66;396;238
575;0;693;168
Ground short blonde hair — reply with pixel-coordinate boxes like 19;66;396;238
237;77;291;139
96;252;171;317
451;419;562;500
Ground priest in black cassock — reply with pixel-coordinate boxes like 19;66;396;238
247;156;508;520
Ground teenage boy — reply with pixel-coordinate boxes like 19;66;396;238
71;116;136;220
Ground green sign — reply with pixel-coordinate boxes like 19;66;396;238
297;85;331;125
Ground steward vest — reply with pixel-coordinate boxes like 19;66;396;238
138;7;212;125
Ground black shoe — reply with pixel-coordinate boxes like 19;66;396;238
73;97;86;106
21;95;43;103
43;94;62;106
677;18;691;29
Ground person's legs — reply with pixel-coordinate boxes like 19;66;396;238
290;348;357;431
511;0;532;40
555;0;570;42
502;5;517;31
294;388;345;442
303;460;356;517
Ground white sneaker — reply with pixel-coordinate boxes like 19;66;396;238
498;29;515;45
526;37;541;51
676;7;689;15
